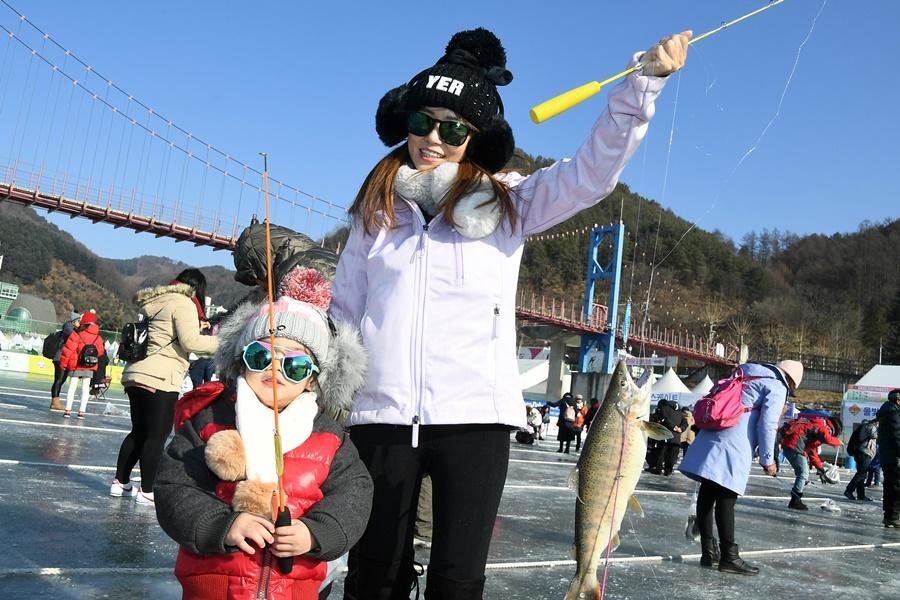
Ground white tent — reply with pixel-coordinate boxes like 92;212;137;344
519;359;572;402
692;375;714;396
652;368;691;394
840;365;900;443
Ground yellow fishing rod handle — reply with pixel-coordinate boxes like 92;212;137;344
530;81;602;124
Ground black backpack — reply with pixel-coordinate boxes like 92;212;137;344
78;334;101;367
42;331;63;359
116;308;165;363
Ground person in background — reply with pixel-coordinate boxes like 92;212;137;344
58;309;104;419
573;395;587;452
49;311;80;411
781;413;843;510
648;399;687;476
550;393;577;454
844;418;878;503
866;449;882;488
188;319;217;388
680;360;803;575
539;405;551;440
112;268;218;505
680;407;696;460
876;389;900;528
584;398;600;433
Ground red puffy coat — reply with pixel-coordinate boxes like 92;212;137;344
781;417;841;470
172;383;341;599
59;323;105;371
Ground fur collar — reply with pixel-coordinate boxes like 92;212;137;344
394;162;500;239
133;282;194;305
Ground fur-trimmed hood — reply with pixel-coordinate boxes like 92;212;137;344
133;282;194;306
214;300;367;416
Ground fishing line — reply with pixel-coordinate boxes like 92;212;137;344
653;0;828;271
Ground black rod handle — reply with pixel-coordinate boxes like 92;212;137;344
275;508;294;574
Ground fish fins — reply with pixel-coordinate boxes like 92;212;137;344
606;532;621;554
641;420;673;441
628;494;644;517
568;466;579;490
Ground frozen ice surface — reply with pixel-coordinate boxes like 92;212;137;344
1;371;898;599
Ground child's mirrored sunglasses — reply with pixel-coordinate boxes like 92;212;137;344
407;111;471;147
242;340;319;384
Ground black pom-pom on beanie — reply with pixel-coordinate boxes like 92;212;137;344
374;27;515;173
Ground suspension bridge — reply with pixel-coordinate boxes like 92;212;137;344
0;1;733;368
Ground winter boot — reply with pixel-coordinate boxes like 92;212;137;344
699;536;719;568
50;397;64;411
788;493;809;510
718;542;759;575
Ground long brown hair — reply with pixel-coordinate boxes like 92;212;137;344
349;143;517;234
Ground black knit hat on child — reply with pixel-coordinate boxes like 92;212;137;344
375;28;515;174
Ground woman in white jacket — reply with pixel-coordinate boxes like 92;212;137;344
331;27;689;599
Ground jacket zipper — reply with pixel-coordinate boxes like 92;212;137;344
453;231;465;286
255;549;273;599
412;221;430;448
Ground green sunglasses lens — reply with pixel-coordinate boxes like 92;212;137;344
282;356;314;383
243;342;271;371
437;121;470;146
407;112;470;146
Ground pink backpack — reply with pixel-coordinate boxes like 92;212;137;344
693;367;766;431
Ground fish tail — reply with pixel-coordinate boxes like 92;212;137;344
564;572;601;600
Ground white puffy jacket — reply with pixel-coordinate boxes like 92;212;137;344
330;61;666;437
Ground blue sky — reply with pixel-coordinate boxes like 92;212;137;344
4;0;899;269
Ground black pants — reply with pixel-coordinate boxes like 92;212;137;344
696;478;738;545
845;454;873;499
649;442;681;474
344;424;510;600
114;387;178;491
50;361;68;398
884;463;900;523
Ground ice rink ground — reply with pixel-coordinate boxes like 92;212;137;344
1;370;897;599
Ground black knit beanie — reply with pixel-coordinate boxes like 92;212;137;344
375;28;515;174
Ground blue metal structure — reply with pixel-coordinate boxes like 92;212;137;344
579;223;624;374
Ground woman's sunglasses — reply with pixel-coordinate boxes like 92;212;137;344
242;340;319;384
407;111;471;147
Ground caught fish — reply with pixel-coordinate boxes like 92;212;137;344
565;361;671;600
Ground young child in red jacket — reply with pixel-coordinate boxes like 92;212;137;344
154;266;372;599
58;309;105;419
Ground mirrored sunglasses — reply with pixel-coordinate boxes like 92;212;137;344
242;340;319;384
407;111;471;147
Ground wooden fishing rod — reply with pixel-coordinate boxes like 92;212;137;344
530;0;786;123
261;152;293;575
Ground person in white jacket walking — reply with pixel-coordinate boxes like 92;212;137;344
331;27;690;599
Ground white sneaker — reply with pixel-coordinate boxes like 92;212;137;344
109;479;138;497
136;489;155;505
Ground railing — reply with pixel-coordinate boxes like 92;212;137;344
515;289;737;365
751;348;869;377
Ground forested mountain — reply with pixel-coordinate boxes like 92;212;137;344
0;203;248;329
2;148;899;364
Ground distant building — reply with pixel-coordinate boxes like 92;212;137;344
1;293;57;334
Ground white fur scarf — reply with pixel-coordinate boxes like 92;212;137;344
394;162;501;239
235;376;319;483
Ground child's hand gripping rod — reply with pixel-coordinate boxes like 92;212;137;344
261;152;294;575
529;0;785;124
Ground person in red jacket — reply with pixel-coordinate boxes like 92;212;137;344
780;415;843;510
58;309;105;419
